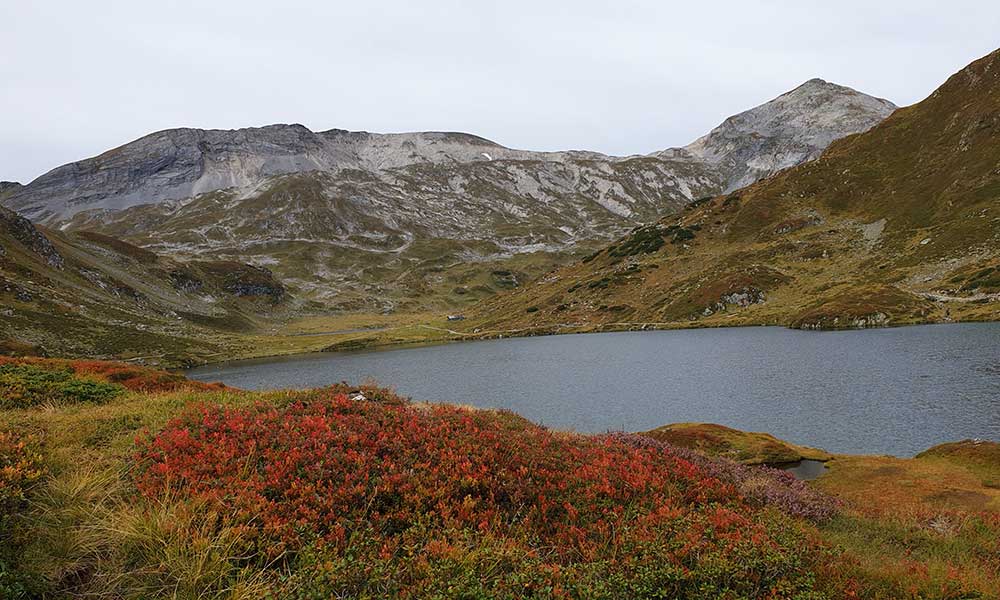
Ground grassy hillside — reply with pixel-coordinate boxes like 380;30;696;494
0;207;292;365
467;50;1000;335
0;204;482;365
1;358;997;598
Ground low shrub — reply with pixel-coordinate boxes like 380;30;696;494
608;433;839;522
608;225;667;257
0;362;125;409
0;357;226;399
956;264;1000;292
133;393;833;598
0;430;43;524
0;430;45;598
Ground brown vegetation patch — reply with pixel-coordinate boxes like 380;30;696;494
789;285;931;329
660;266;791;320
74;230;158;264
925;489;992;511
640;422;829;465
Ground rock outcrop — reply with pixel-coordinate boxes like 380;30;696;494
0;206;64;268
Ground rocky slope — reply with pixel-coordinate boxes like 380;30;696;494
682;78;896;192
0;181;21;200
0;206;287;363
469;49;1000;333
3;82;895;312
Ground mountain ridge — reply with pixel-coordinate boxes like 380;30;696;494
2;78;898;316
6;79;895;225
8;124;661;223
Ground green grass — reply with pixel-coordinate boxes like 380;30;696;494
916;440;1000;489
0;362;124;409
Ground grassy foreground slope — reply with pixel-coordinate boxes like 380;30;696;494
469;49;1000;335
1;358;998;599
640;422;1000;597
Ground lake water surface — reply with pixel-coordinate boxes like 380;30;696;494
188;323;1000;457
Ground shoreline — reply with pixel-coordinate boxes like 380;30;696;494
183;313;996;369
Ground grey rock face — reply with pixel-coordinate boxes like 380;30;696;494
6;80;895;225
683;79;897;192
6;125;657;223
0;182;22;200
0;206;64;268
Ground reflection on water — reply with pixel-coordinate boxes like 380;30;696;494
778;460;828;481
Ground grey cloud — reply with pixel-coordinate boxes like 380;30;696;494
2;0;999;183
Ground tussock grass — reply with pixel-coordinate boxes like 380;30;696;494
26;468;274;599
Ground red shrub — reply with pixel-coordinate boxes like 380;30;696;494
132;393;830;594
0;429;44;514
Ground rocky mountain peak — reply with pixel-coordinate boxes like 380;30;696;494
3;77;898;225
796;77;837;90
684;79;897;192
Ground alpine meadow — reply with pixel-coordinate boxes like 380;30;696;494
1;5;999;599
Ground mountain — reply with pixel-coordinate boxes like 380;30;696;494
682;78;896;192
0;205;287;363
3;82;895;312
469;49;1000;333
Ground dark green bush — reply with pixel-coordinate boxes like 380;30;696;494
0;363;125;409
961;265;1000;291
671;227;696;243
607;224;698;258
608;226;666;258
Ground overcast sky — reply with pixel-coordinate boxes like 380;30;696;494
3;1;999;184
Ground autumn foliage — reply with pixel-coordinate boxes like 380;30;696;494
0;429;44;596
133;391;837;598
0;360;992;598
0;430;43;519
